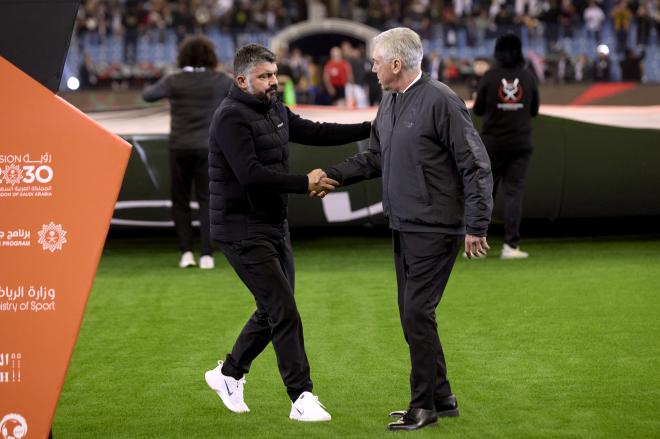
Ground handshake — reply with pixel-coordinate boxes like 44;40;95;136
307;168;340;198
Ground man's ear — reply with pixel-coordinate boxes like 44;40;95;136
236;75;248;91
392;59;402;75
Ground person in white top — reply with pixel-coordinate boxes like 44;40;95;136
584;0;606;43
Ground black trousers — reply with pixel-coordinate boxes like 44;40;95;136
219;226;312;402
487;147;532;248
169;149;212;255
393;230;461;409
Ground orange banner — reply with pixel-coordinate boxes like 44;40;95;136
0;57;131;439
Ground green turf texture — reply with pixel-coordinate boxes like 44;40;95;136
53;234;660;438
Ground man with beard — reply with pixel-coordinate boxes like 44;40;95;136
319;27;493;430
203;44;371;422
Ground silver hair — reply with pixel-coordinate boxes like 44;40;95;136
372;27;423;71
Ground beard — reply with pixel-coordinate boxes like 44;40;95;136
248;82;278;103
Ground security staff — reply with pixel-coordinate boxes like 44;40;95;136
473;33;540;259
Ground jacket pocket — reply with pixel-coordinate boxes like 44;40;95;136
415;165;431;205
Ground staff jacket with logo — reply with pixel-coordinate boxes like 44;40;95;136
473;66;540;149
325;74;493;237
208;85;371;242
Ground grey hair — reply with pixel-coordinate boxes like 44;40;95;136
372;27;423;71
234;43;276;78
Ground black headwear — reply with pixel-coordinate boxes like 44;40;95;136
494;34;524;68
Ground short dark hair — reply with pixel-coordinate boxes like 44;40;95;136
234;44;276;77
177;35;218;69
494;33;524;68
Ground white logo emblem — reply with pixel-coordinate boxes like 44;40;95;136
37;222;68;253
499;78;523;102
0;413;28;439
0;165;23;186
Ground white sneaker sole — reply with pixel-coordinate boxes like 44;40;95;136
289;414;332;422
205;371;249;413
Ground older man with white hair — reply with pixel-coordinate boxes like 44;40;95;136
323;27;493;430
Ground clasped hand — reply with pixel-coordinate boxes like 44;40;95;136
307;169;339;199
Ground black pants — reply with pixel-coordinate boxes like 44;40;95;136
487;147;532;248
219;227;312;402
169;149;212;256
393;230;461;409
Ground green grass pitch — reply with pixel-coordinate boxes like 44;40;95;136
52;233;660;438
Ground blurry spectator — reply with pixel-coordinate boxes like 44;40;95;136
341;41;369;107
611;0;633;53
619;47;645;81
423;50;444;81
539;0;561;50
323;46;353;106
554;50;575;82
583;0;606;43
79;54;98;89
636;2;653;48
558;0;576;38
172;0;196;44
443;58;461;82
145;0;169;44
142;35;232;269
593;45;611;81
122;0;143;64
573;53;592;81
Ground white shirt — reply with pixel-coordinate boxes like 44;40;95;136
401;70;423;93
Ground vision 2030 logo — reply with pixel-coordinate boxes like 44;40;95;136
0;153;53;186
0;413;27;439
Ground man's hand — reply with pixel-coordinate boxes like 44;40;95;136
307;169;338;198
464;234;489;259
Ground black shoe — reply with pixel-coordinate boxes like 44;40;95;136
435;394;459;417
389;394;459;418
387;408;437;431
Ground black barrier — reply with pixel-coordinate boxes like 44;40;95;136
0;0;79;92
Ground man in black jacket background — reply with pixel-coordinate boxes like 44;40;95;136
473;34;540;259
322;27;493;431
143;35;232;270
203;44;371;422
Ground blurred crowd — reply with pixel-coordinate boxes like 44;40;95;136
72;0;658;93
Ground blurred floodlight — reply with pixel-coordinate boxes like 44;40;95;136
67;76;80;90
596;44;610;56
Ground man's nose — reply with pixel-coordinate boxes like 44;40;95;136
372;64;377;73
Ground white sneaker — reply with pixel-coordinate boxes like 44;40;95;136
500;244;529;259
199;255;215;269
179;251;197;268
289;391;331;422
204;361;249;413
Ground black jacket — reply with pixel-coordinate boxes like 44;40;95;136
209;85;371;241
325;74;493;236
473;66;540;149
143;69;232;149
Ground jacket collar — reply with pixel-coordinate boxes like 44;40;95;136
229;84;276;113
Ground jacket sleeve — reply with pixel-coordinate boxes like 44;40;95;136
472;74;488;116
323;119;382;186
211;108;309;194
142;76;169;102
437;94;493;236
287;107;371;146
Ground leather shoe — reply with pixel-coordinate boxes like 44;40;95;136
387;407;437;431
389;394;459;418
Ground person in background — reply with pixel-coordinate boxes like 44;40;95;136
619;47;645;81
473;33;539;259
323;46;353;106
143;35;232;269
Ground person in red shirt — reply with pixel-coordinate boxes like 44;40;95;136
323;46;353;106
